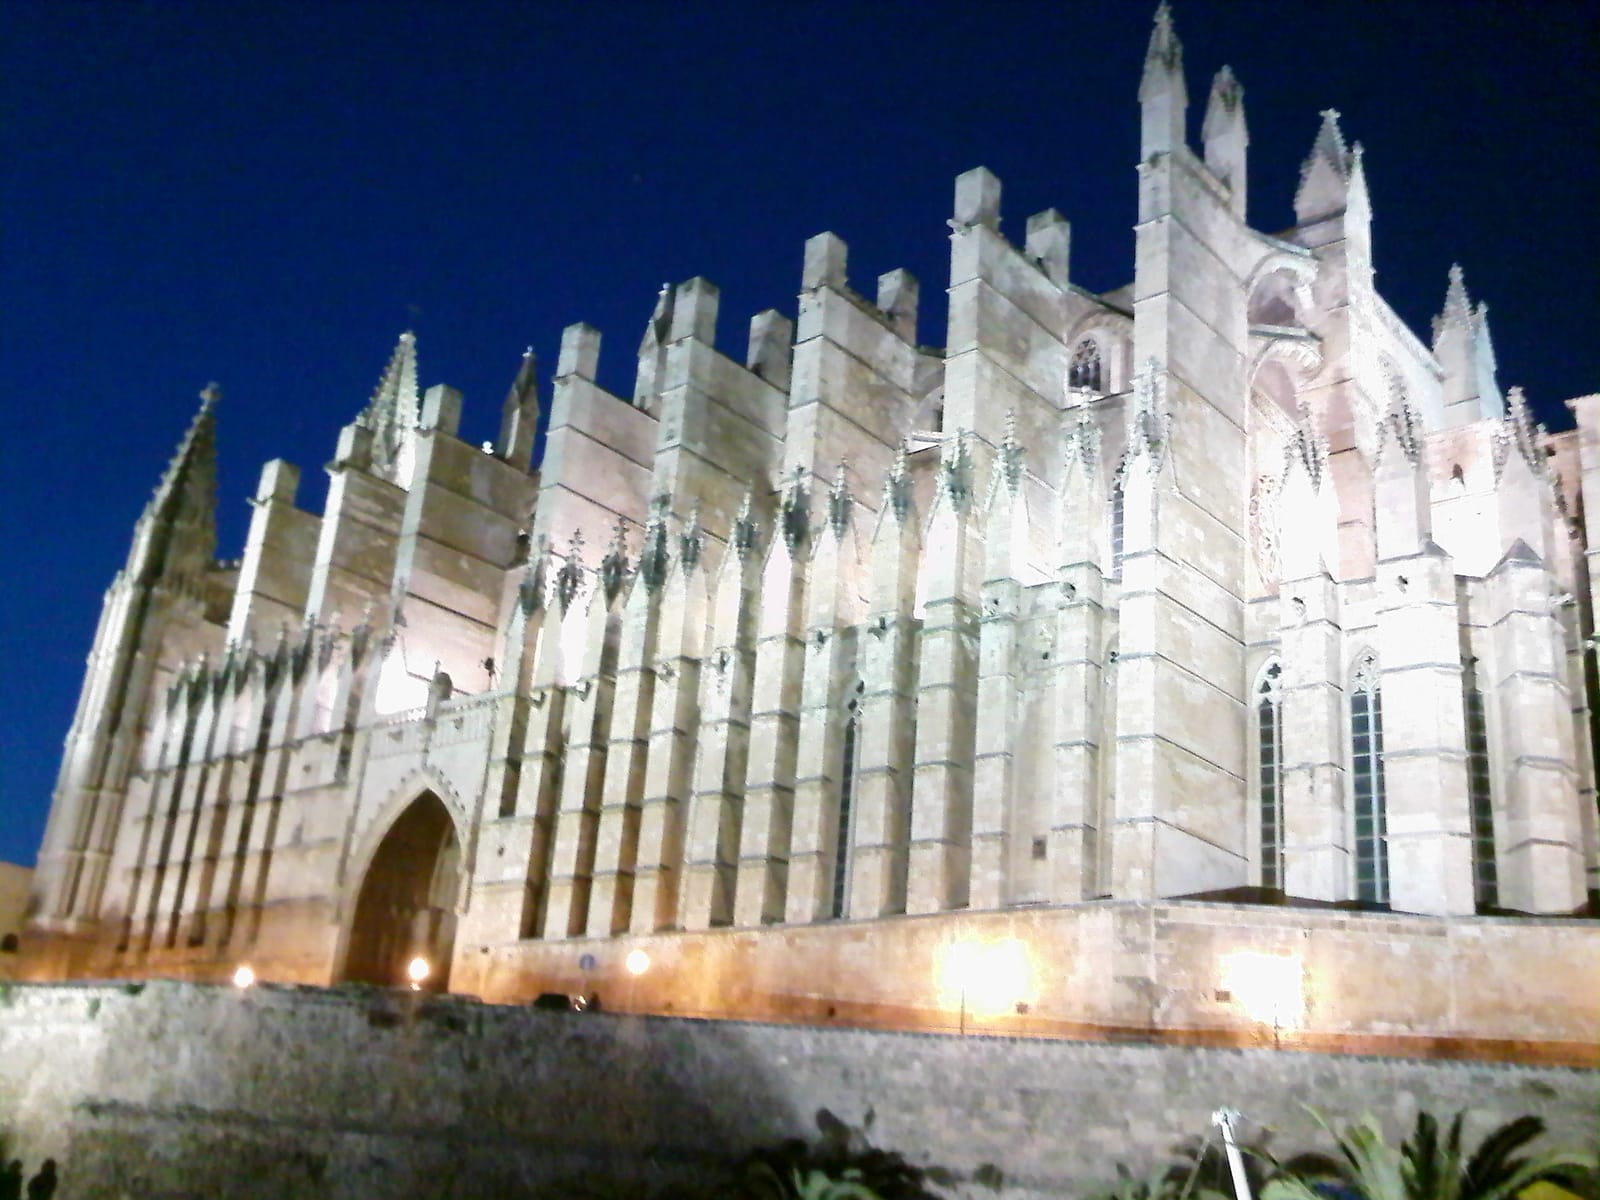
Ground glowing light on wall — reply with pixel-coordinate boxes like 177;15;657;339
939;938;1032;1015
374;643;429;715
625;949;651;977
232;964;255;989
559;605;590;687
407;956;431;990
1220;951;1303;1028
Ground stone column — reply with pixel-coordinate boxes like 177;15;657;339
1276;435;1350;902
734;477;810;926
785;475;862;924
1048;414;1110;900
1371;424;1475;915
586;527;662;938
970;444;1030;910
540;553;621;939
681;511;761;930
632;526;708;932
850;459;920;918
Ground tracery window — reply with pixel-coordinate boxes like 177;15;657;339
1350;651;1389;904
1069;339;1103;392
1463;661;1499;909
831;685;865;920
1110;481;1125;576
1256;660;1284;889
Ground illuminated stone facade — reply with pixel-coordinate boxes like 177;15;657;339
25;7;1599;1052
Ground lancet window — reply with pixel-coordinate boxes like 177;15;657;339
1255;660;1284;889
1463;661;1499;909
1069;339;1104;392
831;684;865;920
1350;652;1389;904
1110;482;1125;576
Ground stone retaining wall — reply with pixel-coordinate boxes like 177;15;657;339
0;981;1595;1199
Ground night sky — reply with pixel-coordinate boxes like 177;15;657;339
2;0;1596;869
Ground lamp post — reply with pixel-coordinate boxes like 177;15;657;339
1212;1109;1253;1200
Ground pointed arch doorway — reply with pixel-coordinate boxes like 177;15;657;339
342;792;460;990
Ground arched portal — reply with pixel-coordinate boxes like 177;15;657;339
342;792;460;990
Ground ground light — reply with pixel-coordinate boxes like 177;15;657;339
407;956;431;991
1219;951;1303;1046
623;948;651;1013
941;938;1031;1034
232;964;255;990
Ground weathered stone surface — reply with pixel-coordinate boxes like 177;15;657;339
1;981;1597;1200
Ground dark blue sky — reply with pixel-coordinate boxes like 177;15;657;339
3;0;1596;868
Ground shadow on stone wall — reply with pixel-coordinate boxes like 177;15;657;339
4;980;1599;1200
6;982;807;1199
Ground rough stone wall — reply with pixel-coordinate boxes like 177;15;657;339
0;982;1595;1200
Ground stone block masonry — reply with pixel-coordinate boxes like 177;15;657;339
1;981;1596;1199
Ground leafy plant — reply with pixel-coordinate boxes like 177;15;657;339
1261;1111;1595;1200
736;1108;942;1200
1083;1160;1232;1200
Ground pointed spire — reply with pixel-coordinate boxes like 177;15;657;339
358;331;421;485
828;462;853;537
679;503;705;575
135;383;219;579
1295;110;1353;223
1064;404;1101;470
1143;2;1183;81
939;431;974;513
1344;142;1371;245
1309;109;1350;177
1374;392;1423;468
1125;360;1171;471
1139;2;1187;155
884;441;914;523
1284;421;1328;491
498;344;540;468
1494;386;1544;478
646;282;674;350
1436;263;1473;335
1202;65;1244;141
597;518;631;602
555;530;586;613
999;410;1024;493
733;490;760;562
780;465;811;553
517;537;550;618
639;494;672;592
1473;300;1501;393
1202;65;1248;217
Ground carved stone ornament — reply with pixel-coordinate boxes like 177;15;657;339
679;506;704;575
555;531;586;612
886;442;914;523
828;463;852;538
1249;472;1281;581
940;432;973;513
1351;650;1379;695
601;520;632;601
733;492;759;562
781;466;810;553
